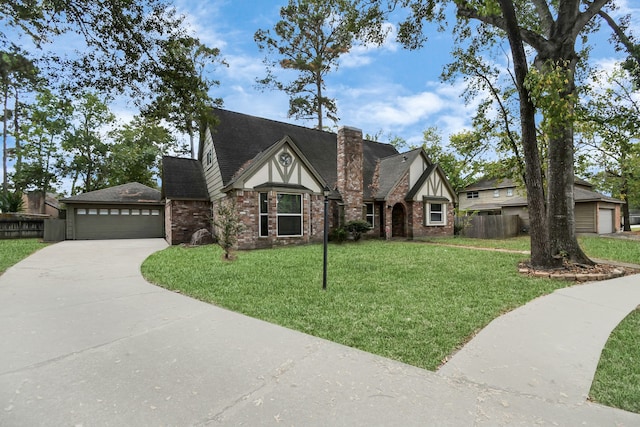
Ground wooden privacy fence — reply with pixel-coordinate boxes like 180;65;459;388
456;215;521;239
0;215;45;239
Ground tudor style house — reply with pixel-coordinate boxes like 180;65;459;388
162;108;456;249
458;177;624;234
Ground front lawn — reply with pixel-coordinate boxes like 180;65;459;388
142;241;564;370
421;235;640;265
590;308;640;414
0;239;48;274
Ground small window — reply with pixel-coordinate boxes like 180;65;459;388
466;191;479;199
88;209;98;215
121;209;130;215
365;203;374;227
151;209;160;216
110;209;119;215
77;208;87;215
426;202;447;226
131;209;140;216
99;208;109;215
493;189;500;198
141;209;150;216
507;188;513;197
206;149;213;167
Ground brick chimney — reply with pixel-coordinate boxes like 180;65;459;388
337;126;364;222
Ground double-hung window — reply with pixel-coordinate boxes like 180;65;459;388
277;193;302;236
426;202;447;226
365;203;374;227
259;192;269;237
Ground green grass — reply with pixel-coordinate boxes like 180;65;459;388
419;235;640;265
142;241;565;370
0;239;48;274
590;308;640;414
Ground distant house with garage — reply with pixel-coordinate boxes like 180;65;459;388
162;108;457;248
458;177;624;234
62;183;165;240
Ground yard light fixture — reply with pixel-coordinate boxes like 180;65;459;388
323;186;330;290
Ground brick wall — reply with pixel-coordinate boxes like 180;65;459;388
165;199;212;245
227;190;327;250
411;202;455;237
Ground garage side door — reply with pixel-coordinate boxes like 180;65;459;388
598;208;614;234
75;207;164;239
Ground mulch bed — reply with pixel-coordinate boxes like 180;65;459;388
518;261;639;282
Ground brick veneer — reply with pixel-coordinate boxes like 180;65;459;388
165;199;212;245
219;190;327;250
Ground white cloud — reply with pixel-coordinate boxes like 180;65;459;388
340;23;399;69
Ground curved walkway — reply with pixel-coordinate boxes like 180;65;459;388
1;240;639;426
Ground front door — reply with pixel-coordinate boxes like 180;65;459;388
391;203;406;237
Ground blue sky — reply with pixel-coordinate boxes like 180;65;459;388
172;0;639;148
2;0;640;193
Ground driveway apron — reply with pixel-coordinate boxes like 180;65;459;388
1;239;639;426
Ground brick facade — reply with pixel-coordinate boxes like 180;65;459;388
165;199;212;245
218;189;327;250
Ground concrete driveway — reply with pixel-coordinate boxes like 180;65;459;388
1;239;639;426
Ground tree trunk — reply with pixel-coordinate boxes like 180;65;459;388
543;54;593;265
13;87;21;189
621;178;631;232
316;76;323;130
498;0;553;268
2;86;8;193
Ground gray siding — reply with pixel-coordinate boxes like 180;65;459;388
203;127;224;201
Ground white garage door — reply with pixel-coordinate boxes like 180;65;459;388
598;209;614;234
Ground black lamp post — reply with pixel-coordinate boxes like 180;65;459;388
322;186;330;290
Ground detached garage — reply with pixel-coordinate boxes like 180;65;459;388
62;183;164;240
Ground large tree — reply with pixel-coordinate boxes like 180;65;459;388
143;35;224;159
12;90;69;213
107;116;178;188
255;0;360;129
62;93;114;194
361;0;636;268
1;48;39;192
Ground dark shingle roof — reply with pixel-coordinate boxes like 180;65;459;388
162;156;209;200
62;183;161;204
209;108;398;196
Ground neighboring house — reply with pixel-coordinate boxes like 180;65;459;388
62;182;165;240
163;108;456;248
21;192;60;217
458;177;624;234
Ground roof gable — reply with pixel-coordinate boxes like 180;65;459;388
209;108;398;195
223;136;327;193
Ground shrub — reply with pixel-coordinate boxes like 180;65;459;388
0;190;24;213
345;219;372;242
329;226;348;243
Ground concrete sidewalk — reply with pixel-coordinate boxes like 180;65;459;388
1;240;639;425
438;274;640;405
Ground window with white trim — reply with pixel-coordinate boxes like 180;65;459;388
365;203;374;227
493;189;500;198
277;193;302;236
426;202;447;226
507;188;514;197
259;192;269;237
